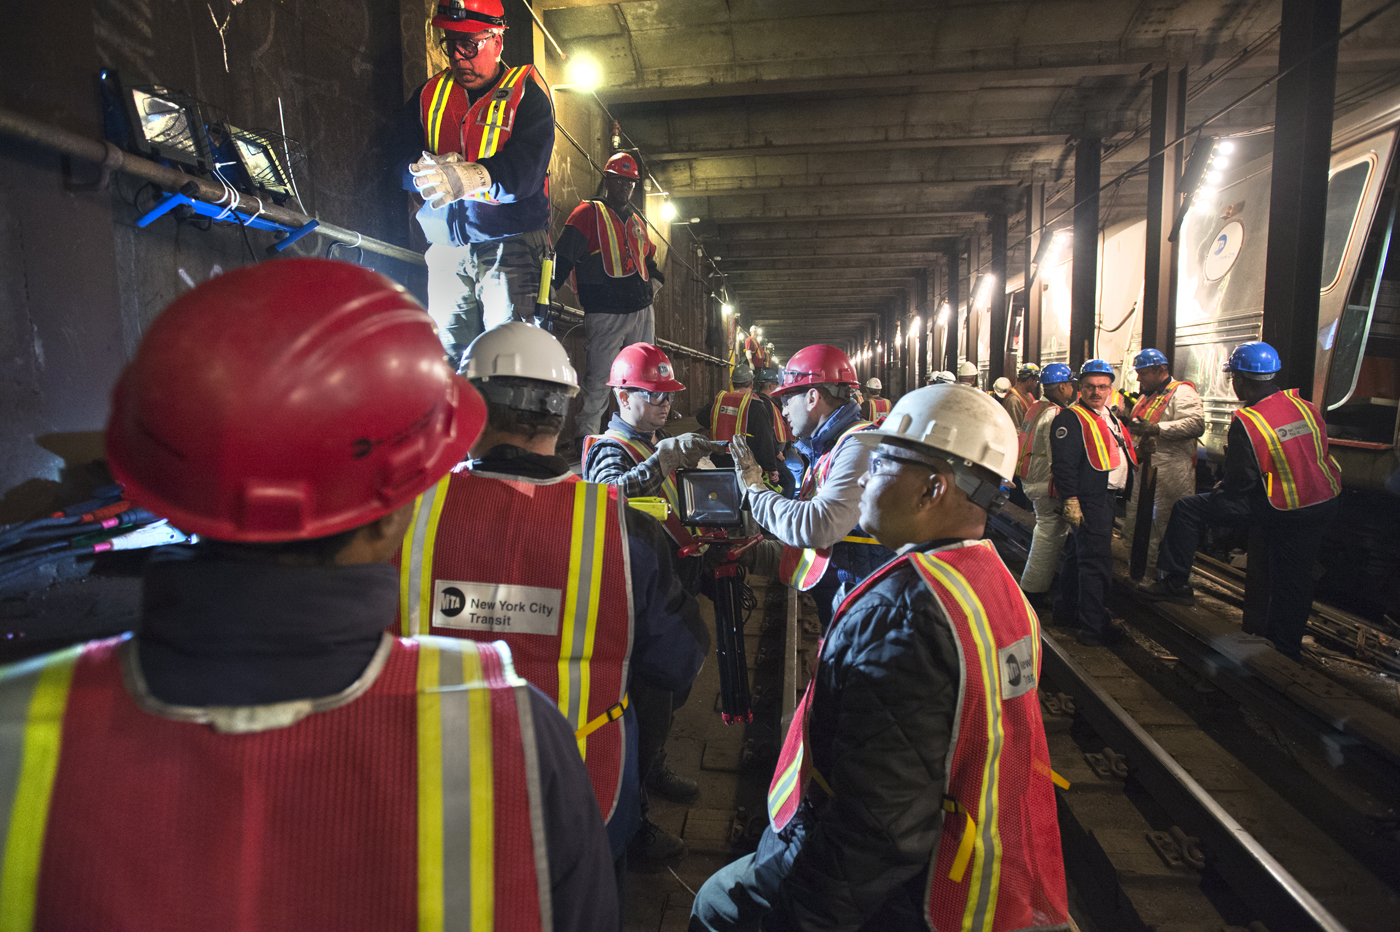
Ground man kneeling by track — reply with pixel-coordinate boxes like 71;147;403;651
690;383;1068;932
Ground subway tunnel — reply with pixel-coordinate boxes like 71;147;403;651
3;2;1400;930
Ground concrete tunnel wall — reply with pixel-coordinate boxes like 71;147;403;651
0;0;726;590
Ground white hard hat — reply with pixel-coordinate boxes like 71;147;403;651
992;377;1012;397
932;370;956;384
957;360;979;378
865;377;882;390
463;322;579;395
858;383;1018;510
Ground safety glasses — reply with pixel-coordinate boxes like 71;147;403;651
629;389;675;406
439;32;500;59
868;444;948;478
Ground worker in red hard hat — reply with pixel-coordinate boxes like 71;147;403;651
0;259;617;928
553;152;665;456
393;0;556;370
731;344;895;630
583;341;721;870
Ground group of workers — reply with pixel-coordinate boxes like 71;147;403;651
0;0;1347;925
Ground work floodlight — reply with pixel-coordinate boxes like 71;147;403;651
220;124;295;202
103;71;212;172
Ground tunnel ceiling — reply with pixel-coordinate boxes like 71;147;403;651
541;0;1400;358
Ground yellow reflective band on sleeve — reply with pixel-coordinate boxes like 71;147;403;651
426;74;454;154
0;646;80;932
575;694;628;741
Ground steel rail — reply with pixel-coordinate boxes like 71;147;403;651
0;106;425;267
1040;634;1352;932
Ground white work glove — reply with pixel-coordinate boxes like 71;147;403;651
1063;497;1083;527
410;151;491;209
730;435;767;491
653;433;718;476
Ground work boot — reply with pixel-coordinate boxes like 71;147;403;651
646;760;700;805
627;817;687;872
1139;579;1195;606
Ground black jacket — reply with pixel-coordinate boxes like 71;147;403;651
755;540;966;931
1049;402;1133;500
552;201;664;314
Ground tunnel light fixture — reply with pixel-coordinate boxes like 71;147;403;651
938;303;951;324
1170;134;1221;242
219;124;294;202
1217;139;1236;155
558;55;602;91
103;71;212;172
721;303;734;315
659;200;677;222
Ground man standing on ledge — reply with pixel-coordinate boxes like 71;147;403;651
1144;342;1341;660
553;152;663;450
394;0;555;369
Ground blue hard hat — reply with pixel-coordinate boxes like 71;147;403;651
1039;362;1074;385
1223;341;1281;380
1080;358;1115;381
1133;348;1169;369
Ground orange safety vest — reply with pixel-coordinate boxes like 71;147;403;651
768;542;1068;931
588;200;651;280
583;430;697;548
1066;403;1138;472
710;389;756;442
867;396;892;421
395;467;632;821
768;393;795;443
777;421;879;590
418;64;544;204
1130;380;1189;425
1015;400;1059;479
0;635;549;931
1233;389;1342;511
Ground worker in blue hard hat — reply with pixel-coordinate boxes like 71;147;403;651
1121;348;1204;580
1014;362;1077;607
1143;341;1342;660
1049;359;1137;645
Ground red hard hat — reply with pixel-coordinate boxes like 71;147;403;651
604;152;639;180
432;0;507;34
607;343;685;392
106;258;486;543
771;344;858;397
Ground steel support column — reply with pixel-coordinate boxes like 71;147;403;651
1261;0;1341;398
1026;183;1044;364
945;246;961;370
1071;136;1101;370
989;212;1010;382
1143;67;1186;365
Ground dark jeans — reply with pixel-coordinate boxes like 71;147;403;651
1055;490;1117;636
632;680;692;818
689;853;772;931
1157;489;1339;659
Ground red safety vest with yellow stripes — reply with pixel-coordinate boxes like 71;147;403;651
866;396;892;422
1233;389;1342;511
418;64;542;204
768;393;795;443
583;430;698;548
0;635;549;931
710;389;755;442
1130;380;1190;425
768;541;1068;932
1066;403;1138;472
777;421;879;591
1015;400;1059;479
394;467;632;822
584;200;652;280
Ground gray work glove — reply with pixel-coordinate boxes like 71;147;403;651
730;435;767;491
410;151;491;209
653;433;718;476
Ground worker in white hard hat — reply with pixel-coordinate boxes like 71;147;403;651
395;322;710;878
930;369;956;385
992;376;1012;399
956;360;979;388
691;384;1068;932
861;377;891;421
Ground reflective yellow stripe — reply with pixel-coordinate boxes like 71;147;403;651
426;73;454;154
575;483;608;758
1283;392;1343;497
476;67;526;159
417;643;446;932
557;486;586;739
461;646;495;931
575;694;628;741
1238;405;1299;509
399;494;425;636
607;432;681;514
0;647;80;932
593;201;626;275
941;799;977;884
767;746;804;822
841;535;879;546
401;477;451;637
1072;407;1112;468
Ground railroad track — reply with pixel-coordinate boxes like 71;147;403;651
986;508;1400;931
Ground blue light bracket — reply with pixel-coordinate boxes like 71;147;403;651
135;191;318;253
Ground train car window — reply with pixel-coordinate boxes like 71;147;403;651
1324;179;1398;418
1320;159;1375;293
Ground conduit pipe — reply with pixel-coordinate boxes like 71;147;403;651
0;106;424;267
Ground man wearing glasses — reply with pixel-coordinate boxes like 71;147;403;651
393;0;556;369
692;385;1068;932
1050;358;1138;646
